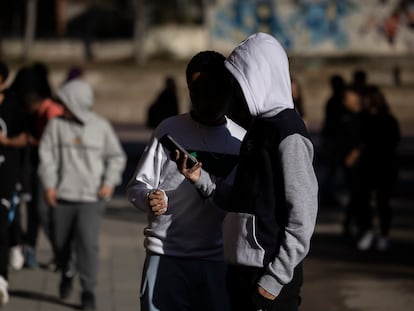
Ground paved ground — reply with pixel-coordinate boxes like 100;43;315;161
3;126;414;311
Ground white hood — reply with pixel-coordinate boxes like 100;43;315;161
57;79;94;124
225;32;294;118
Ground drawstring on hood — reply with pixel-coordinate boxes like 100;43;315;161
225;32;294;118
57;79;94;124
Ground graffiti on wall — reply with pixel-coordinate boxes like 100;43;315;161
212;0;414;54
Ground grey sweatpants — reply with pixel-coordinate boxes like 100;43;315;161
53;200;104;293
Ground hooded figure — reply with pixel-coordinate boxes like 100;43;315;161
176;33;318;311
39;79;126;202
38;79;126;309
224;32;318;311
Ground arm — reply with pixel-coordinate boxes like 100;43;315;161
0;132;28;147
126;134;169;213
258;134;318;297
38;120;60;207
171;151;236;207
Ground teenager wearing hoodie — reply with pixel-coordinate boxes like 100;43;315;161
38;79;126;310
127;51;245;311
175;33;318;311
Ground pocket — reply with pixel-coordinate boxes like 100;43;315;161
222;212;265;267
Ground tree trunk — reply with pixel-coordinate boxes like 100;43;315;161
132;0;146;65
22;0;38;61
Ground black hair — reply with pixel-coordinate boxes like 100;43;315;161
0;61;9;83
330;74;345;94
185;51;226;86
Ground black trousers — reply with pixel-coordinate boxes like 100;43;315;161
227;264;303;311
0;203;9;280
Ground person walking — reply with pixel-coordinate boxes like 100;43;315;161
146;76;179;129
174;33;318;311
38;79;126;310
127;51;246;311
0;61;28;306
356;85;400;251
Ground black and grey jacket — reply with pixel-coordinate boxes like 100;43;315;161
194;33;318;297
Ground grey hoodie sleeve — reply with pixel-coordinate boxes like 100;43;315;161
258;134;318;297
101;122;126;188
193;166;237;208
38;120;60;189
127;135;168;211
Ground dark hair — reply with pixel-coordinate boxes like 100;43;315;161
352;70;366;84
364;85;390;114
330;74;345;94
185;51;226;86
0;61;9;82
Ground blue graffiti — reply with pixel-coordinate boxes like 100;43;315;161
288;0;355;48
213;0;356;50
213;0;292;48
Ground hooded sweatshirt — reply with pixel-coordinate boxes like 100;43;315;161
195;33;318;297
38;79;126;202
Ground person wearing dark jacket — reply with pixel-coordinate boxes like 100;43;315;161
357;86;400;251
174;33;318;311
338;86;365;242
146;76;179;129
320;74;347;206
0;61;28;306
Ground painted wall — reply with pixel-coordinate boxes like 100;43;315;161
212;0;414;55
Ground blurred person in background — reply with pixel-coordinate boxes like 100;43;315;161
320;74;347;207
356;86;400;252
39;79;126;310
146;75;179;129
0;60;28;305
338;85;365;243
10;63;64;268
351;69;368;96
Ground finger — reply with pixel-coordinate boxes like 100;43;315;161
171;150;180;161
154;208;167;216
188;161;202;173
182;154;189;170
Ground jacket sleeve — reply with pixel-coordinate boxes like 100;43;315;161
102;122;127;188
38;119;60;190
192;167;237;210
258;134;318;297
126;134;168;212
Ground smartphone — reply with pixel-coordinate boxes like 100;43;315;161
159;134;198;168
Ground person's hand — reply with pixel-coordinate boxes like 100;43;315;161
27;135;38;146
45;188;57;207
171;150;202;183
345;148;361;168
98;184;113;201
257;286;277;301
147;190;168;216
0;132;8;146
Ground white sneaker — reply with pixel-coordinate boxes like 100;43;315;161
9;246;25;271
0;276;9;306
357;230;374;251
376;236;390;252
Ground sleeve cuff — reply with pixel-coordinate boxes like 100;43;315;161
258;273;284;297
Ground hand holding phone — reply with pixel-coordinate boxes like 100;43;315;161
159;134;198;168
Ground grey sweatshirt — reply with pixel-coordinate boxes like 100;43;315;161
38;79;126;202
194;33;318;297
127;114;245;259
